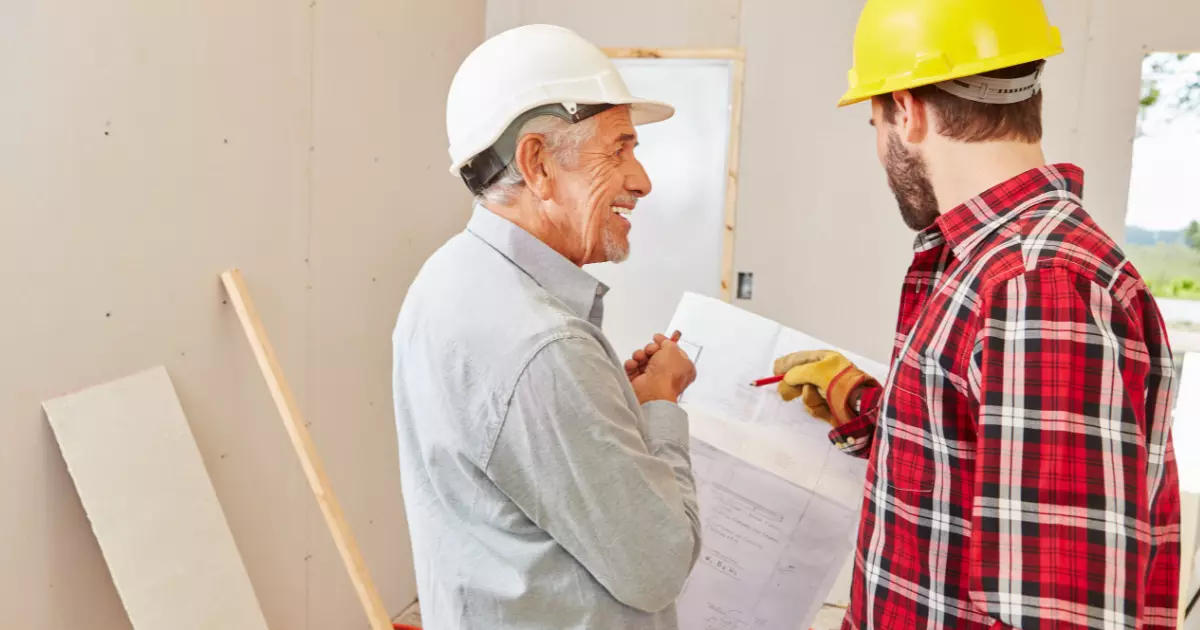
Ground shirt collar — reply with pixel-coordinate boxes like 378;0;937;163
466;205;609;326
917;163;1085;259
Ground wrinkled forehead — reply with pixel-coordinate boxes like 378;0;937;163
590;105;637;144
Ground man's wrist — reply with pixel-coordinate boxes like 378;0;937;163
639;391;680;405
634;383;680;405
642;399;690;445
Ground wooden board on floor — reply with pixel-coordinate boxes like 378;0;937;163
42;366;269;630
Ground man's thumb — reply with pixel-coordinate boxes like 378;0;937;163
782;363;819;388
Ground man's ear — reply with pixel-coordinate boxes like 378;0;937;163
891;90;929;144
513;134;554;201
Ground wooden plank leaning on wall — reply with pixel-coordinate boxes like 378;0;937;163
221;269;394;630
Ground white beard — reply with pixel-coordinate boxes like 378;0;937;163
602;225;629;263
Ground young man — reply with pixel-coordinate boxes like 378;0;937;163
775;2;1182;628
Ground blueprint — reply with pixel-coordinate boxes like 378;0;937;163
679;440;860;630
666;293;889;629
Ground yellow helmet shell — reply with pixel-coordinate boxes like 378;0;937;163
839;0;1064;107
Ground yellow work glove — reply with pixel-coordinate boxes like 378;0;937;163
773;350;877;427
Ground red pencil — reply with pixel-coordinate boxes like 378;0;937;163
749;374;785;387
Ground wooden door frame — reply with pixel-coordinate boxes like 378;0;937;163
604;47;747;302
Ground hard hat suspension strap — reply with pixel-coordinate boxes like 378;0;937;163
933;62;1045;105
460;102;616;195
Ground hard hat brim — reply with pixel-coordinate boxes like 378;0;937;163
837;45;1064;108
449;97;675;176
628;99;675;126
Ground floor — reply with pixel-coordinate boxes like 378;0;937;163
809;605;847;630
392;600;422;628
393;599;849;629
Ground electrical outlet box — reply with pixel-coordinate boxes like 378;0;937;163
736;272;753;300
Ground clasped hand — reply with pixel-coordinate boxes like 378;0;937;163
623;332;696;404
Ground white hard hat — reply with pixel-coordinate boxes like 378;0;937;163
446;24;675;193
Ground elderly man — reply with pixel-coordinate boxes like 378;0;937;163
392;24;701;630
774;1;1181;629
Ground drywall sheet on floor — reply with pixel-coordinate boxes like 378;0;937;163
43;366;269;630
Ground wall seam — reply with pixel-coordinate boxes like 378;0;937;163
303;0;318;628
1071;1;1095;159
736;0;743;46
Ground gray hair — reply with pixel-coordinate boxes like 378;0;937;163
477;114;599;206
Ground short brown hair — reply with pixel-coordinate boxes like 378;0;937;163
877;61;1044;143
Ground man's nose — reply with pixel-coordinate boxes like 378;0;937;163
626;156;652;198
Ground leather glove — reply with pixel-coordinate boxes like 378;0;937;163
773;350;877;427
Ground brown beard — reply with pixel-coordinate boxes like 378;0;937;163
885;130;940;231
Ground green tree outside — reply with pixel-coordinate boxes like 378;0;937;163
1186;220;1200;251
1131;53;1200;304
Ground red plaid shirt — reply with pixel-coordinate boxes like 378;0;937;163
832;164;1181;629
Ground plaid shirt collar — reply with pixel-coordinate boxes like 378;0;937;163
914;163;1086;260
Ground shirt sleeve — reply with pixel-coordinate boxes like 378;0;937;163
485;334;702;613
827;382;883;459
967;266;1175;629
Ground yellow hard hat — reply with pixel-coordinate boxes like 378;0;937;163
839;0;1064;107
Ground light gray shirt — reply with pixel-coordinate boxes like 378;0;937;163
392;206;701;629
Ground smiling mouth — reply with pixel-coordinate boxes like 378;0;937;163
611;205;634;216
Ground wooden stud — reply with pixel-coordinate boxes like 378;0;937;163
220;269;393;630
603;47;745;61
720;57;746;303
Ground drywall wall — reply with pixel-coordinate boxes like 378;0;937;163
306;1;485;626
486;0;740;49
43;367;271;630
485;0;1200;365
0;0;483;627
